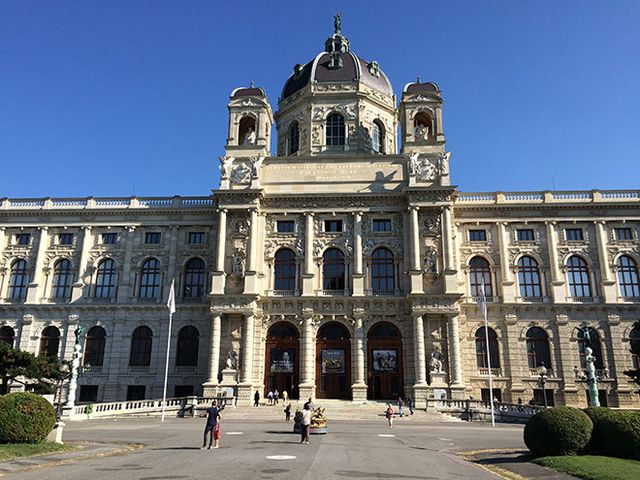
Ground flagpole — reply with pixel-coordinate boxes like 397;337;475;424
480;280;496;427
161;279;176;423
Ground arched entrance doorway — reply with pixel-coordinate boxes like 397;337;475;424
264;322;300;399
316;322;351;399
367;322;403;400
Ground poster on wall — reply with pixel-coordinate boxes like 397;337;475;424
321;349;345;374
372;349;398;372
270;348;294;373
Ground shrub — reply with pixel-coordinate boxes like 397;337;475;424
524;406;593;457
584;407;618;454
0;392;57;444
588;409;640;460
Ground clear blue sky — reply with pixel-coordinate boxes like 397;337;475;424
1;1;639;198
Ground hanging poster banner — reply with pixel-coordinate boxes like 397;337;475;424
372;349;397;372
321;349;345;373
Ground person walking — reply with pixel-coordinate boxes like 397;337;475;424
201;400;222;449
300;403;312;444
254;390;260;407
398;396;405;418
406;396;414;415
284;402;291;422
304;397;314;411
274;389;280;405
267;391;273;405
385;403;394;428
282;390;289;403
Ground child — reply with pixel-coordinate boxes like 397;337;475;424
385;403;394;428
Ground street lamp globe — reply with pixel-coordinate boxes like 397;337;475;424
538;364;547;377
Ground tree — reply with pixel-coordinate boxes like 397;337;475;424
0;341;62;395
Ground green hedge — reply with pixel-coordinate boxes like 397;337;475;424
585;408;640;460
524;407;593;457
0;392;56;444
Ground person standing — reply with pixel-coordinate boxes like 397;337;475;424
267;391;273;405
385;403;394;428
284;402;291;422
304;397;314;411
201;400;222;449
300;404;312;444
282;390;289;403
406;396;414;415
274;389;280;405
398;396;405;418
254;390;260;407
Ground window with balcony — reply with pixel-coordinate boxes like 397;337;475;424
139;258;161;299
51;259;73;300
370;247;395;293
469;256;493;297
83;326;106;367
322;248;345;291
274;248;296;291
517;256;542;298
325;113;345;147
526;327;551;370
475;327;500;369
617;255;639;299
129;326;153;367
7;259;29;301
39;326;60;358
94;258;117;299
566;255;592;298
468;229;487;242
183;258;206;298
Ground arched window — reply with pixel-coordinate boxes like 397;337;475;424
288;121;300;155
578;327;604;370
325;113;345;147
371;120;385;153
469;257;493;297
526;327;551;369
39;326;60;358
84;326;106;367
617;255;640;299
475;327;500;368
238;116;257;145
52;259;73;300
183;258;206;298
130;326;153;366
517;256;542;298
413;112;432;141
630;323;640;370
95;258;117;299
274;248;296;291
371;247;395;292
566;256;591;298
8;259;29;300
176;326;199;367
139;258;161;299
323;248;346;291
0;326;15;347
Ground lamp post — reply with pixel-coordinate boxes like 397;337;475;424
538;363;548;408
62;325;86;417
55;361;71;421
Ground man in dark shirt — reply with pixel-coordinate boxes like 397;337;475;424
201;401;221;449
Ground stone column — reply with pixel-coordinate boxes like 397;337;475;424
244;209;259;293
545;222;564;301
299;308;316;399
166;225;179;295
441;205;457;293
302;213;315;295
211;209;227;294
71;226;93;302
117;226;136;302
204;312;222;391
594;221;616;302
409;206;424;294
26;227;49;303
413;313;427;385
447;314;464;397
497;222;515;302
240;314;255;384
352;212;364;296
351;312;367;401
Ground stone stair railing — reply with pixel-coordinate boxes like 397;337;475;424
429;398;544;423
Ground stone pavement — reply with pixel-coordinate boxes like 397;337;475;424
466;450;579;480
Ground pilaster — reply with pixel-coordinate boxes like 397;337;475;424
545;222;565;301
302;213;315;296
299;308;316;399
117;226;136;301
211;209;227;294
595;221;616;302
447;314;464;397
26;227;48;303
352;212;364;296
71;226;92;302
498;222;515;301
203;311;222;396
244;209;259;294
351;311;367;401
409;206;424;294
441;205;457;293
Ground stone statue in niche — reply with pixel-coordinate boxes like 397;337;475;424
231;250;245;278
415;124;430;142
425;247;438;274
430;346;444;373
243;127;256;145
225;350;238;370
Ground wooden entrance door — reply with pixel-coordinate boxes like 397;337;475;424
367;322;403;400
264;322;300;399
316;322;351;399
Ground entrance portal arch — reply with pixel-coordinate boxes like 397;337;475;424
367;322;403;400
316;322;351;399
264;322;300;399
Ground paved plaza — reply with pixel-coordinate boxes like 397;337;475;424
1;412;530;480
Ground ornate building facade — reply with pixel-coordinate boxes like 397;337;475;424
1;22;639;407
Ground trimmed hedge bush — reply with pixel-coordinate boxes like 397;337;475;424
524;406;593;457
0;392;56;444
585;408;640;460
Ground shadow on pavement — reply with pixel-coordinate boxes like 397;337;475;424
334;471;435;479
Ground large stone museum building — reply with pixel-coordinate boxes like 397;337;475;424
1;22;639;407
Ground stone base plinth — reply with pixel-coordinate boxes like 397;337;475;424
429;372;447;388
220;368;238;385
351;383;367;402
236;383;254;406
202;382;219;397
449;385;466;399
412;383;429;404
298;384;315;402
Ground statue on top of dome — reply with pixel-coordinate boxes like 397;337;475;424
334;13;341;34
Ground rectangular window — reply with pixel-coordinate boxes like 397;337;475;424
468;229;487;242
79;385;99;403
276;220;295;233
174;385;194;397
615;227;633;241
324;220;343;233
145;232;161;244
102;233;117;245
16;233;31;246
565;228;584;241
188;232;205;244
126;385;146;401
58;233;74;245
516;229;535;241
372;219;392;232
